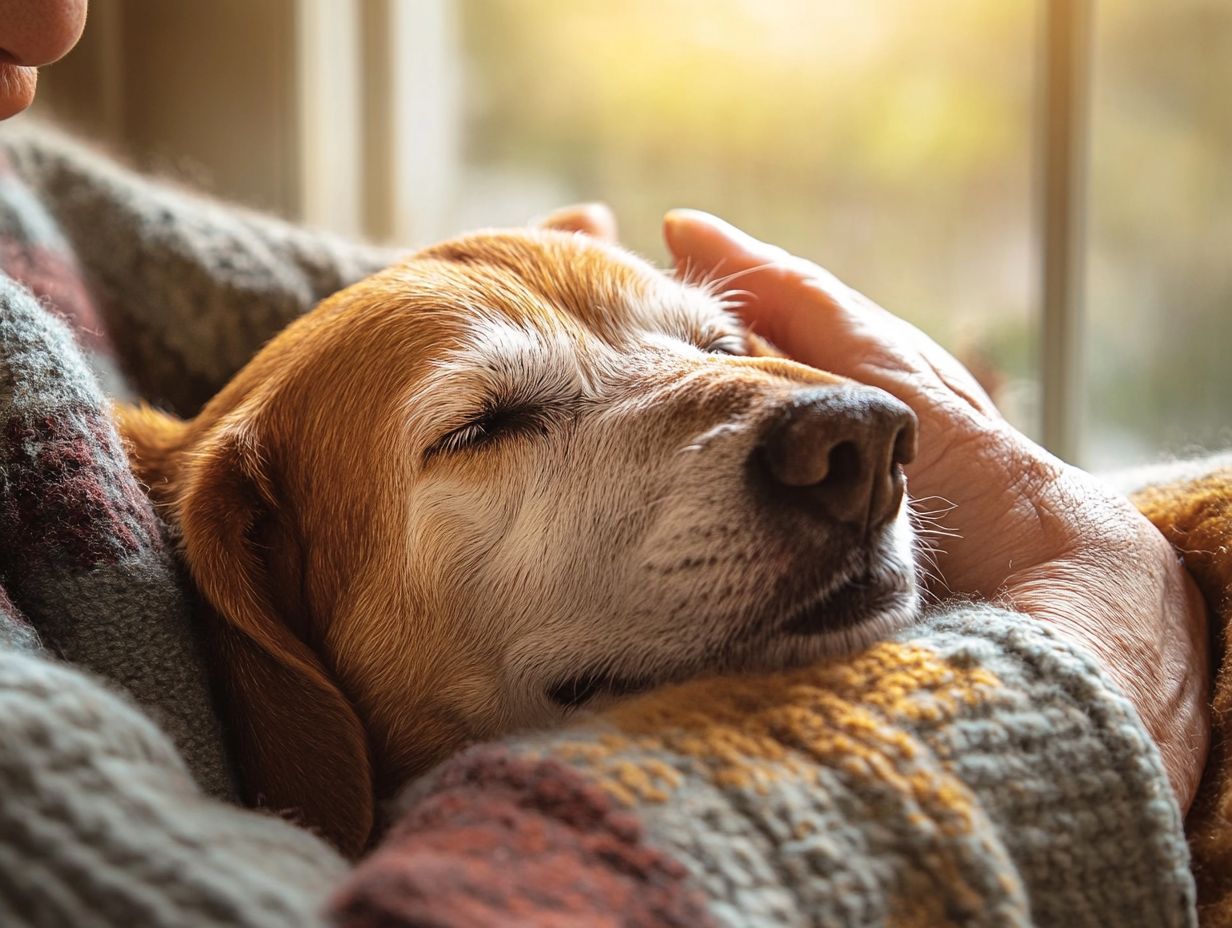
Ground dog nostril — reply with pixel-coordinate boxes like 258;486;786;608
823;441;861;490
756;387;916;533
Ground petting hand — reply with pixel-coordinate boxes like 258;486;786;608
663;208;1211;812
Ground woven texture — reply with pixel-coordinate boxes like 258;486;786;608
0;177;233;799
0;125;393;927
0;622;347;928
0;124;401;415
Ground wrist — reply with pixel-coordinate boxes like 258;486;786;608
996;521;1210;811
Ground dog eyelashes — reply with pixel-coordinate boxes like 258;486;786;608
704;333;747;356
424;404;551;460
546;669;653;711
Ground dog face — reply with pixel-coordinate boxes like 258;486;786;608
119;227;918;855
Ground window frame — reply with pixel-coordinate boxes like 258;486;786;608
1038;0;1094;464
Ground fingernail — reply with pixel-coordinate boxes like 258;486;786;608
663;209;693;249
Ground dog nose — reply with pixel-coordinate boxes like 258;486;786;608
757;386;918;532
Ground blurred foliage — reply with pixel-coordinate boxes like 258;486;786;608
455;0;1228;463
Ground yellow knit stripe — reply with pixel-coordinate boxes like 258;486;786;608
551;640;998;801
541;639;1016;911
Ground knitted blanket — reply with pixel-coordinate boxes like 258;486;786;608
331;608;1196;928
1133;465;1232;927
0;125;1215;927
0;126;395;926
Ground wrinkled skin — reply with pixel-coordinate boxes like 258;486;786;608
660;207;1211;812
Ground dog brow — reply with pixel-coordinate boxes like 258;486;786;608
407;314;594;434
624;288;746;355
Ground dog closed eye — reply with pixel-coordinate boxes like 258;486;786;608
702;332;746;356
424;403;552;460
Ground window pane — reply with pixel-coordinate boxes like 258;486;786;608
1085;0;1232;468
454;0;1039;435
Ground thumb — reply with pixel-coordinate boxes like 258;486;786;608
663;209;862;370
663;210;1000;419
663;209;792;275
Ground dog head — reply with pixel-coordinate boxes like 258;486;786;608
119;224;919;855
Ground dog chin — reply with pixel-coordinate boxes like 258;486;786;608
788;578;921;655
541;571;921;716
752;517;924;667
538;514;922;714
780;564;919;637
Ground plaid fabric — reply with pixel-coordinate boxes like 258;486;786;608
0;151;233;797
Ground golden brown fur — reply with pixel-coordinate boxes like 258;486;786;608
118;223;919;857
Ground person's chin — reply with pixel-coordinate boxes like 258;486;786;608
0;63;38;121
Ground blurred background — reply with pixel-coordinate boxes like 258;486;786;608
23;0;1230;469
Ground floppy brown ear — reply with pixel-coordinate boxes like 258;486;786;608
114;402;191;504
177;423;374;858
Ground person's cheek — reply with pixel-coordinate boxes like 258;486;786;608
0;62;37;120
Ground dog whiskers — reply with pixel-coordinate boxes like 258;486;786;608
910;494;958;511
671;259;780;303
908;495;962;543
908;499;955;603
910;532;951;603
671;256;710;289
711;288;756;308
694;262;779;297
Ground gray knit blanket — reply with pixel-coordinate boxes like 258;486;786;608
0;125;1199;927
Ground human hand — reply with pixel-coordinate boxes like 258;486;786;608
662;208;1210;811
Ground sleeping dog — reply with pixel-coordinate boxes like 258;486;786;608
118;221;920;855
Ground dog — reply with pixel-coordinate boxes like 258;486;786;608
117;220;920;856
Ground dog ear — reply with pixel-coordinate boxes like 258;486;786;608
113;402;192;505
177;422;374;858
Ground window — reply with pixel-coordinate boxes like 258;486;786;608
451;0;1040;440
34;0;1228;468
1084;0;1231;468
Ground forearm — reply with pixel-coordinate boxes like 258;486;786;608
0;123;402;413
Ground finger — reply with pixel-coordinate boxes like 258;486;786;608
664;209;1001;417
535;203;618;243
663;209;827;308
664;208;792;274
664;209;861;368
0;65;38;121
